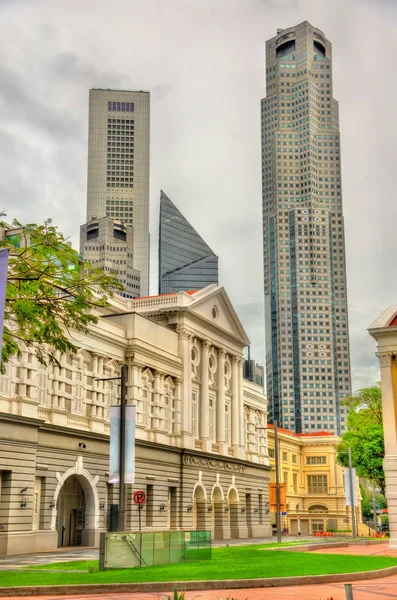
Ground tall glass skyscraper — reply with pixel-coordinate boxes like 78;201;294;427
158;191;218;294
261;22;351;434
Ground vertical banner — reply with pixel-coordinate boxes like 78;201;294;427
109;405;136;484
268;483;287;513
344;468;357;506
0;249;8;365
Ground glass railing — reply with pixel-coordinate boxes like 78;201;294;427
99;530;212;569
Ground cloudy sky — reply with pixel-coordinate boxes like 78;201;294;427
0;0;395;392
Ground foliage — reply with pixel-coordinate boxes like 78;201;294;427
336;384;385;495
0;218;122;368
5;546;397;587
377;494;388;510
158;590;185;600
360;485;373;521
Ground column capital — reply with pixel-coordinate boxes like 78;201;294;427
174;376;183;385
202;339;211;351
376;352;394;368
218;348;227;359
232;355;243;366
177;326;192;341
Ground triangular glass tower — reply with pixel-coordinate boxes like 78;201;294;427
159;191;219;294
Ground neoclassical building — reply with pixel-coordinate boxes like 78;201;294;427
267;426;363;536
369;306;397;548
0;285;272;555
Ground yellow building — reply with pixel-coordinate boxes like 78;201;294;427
267;425;362;536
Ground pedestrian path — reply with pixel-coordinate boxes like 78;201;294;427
5;577;397;600
310;542;397;558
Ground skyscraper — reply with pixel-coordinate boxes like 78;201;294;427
80;217;141;298
158;190;219;294
85;89;150;296
261;22;351;434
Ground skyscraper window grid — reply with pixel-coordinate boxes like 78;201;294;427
86;89;150;296
261;22;351;434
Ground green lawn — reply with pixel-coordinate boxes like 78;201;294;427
1;544;396;587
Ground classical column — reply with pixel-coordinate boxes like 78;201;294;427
231;356;239;448
377;351;397;548
217;349;226;453
152;370;160;431
238;358;245;452
174;377;182;436
231;356;245;458
93;354;98;375
159;373;165;430
200;340;211;451
177;327;192;439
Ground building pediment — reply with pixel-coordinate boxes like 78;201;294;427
75;349;92;364
186;286;250;346
368;305;397;334
128;285;250;347
104;359;121;372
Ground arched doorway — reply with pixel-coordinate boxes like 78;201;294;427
51;458;100;548
212;485;224;539
193;484;206;530
228;487;239;538
56;475;86;547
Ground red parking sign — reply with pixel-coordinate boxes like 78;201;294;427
133;490;146;505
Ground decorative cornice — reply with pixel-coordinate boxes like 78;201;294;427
183;454;246;473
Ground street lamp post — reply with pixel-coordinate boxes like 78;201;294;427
372;479;377;533
337;448;358;538
274;421;282;543
348;447;357;539
95;364;128;532
257;420;282;543
118;365;127;532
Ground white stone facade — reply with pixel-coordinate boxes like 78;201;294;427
0;286;271;554
369;306;397;548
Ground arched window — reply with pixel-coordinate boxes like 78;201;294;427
164;376;175;433
140;368;154;427
308;504;329;513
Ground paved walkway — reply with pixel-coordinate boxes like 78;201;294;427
310;542;397;558
4;578;397;599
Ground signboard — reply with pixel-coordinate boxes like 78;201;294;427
109;405;136;484
133;490;146;505
281;511;287;516
268;483;287;513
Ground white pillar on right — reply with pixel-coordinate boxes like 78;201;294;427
377;351;397;548
231;356;245;459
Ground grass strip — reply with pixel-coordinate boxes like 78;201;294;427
1;546;396;587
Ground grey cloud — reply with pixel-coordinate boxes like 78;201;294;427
0;0;394;393
152;83;175;102
49;52;123;89
0;66;83;140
